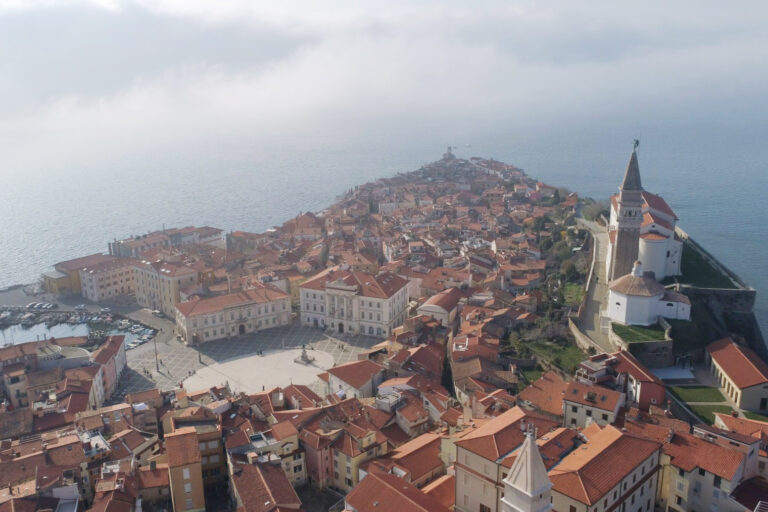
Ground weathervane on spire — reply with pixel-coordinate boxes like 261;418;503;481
633;139;640;151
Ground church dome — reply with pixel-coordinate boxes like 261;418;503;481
609;261;665;297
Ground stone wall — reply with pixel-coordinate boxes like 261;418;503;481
568;318;609;354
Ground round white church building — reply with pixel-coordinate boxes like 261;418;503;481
607;261;690;326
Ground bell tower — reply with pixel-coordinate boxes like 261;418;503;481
607;145;644;281
500;431;552;512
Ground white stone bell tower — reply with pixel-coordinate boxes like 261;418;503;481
500;431;553;512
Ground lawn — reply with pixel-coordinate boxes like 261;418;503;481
689;404;735;424
612;323;666;343
664;242;736;289
669;385;725;403
528;340;586;374
744;411;768;423
562;283;585;307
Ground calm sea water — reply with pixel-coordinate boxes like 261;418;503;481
1;122;766;330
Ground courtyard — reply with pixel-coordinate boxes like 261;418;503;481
114;323;381;399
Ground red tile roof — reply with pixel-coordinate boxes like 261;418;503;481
345;472;450;512
92;336;125;366
625;419;745;480
231;462;301;512
164;427;201;467
549;425;660;505
455;406;559;461
326;360;384;390
562;382;622;412
300;266;408;299
176;283;289;317
517;371;568;417
707;337;768;389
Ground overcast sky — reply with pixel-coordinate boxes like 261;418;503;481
1;0;767;169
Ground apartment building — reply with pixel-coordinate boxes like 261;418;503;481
562;382;625;428
549;424;661;512
79;258;137;302
300;266;410;337
166;427;206;512
226;421;307;487
175;283;291;344
133;259;199;317
454;407;561;512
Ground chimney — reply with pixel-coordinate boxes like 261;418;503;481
666;429;674;443
631;261;643;277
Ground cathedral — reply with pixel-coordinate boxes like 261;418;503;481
604;147;690;326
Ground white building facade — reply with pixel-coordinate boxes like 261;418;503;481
80;259;137;302
175;285;291;345
608;190;683;281
300;266;410;337
133;260;199;316
606;261;690;326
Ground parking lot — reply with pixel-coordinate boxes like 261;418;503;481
115;323;382;399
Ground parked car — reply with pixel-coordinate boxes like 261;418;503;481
100;307;112;313
151;310;165;318
75;304;87;311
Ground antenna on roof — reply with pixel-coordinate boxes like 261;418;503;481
633;139;640;152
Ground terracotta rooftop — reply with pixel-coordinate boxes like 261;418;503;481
231;462;301;512
455;406;559;462
518;371;568;417
345;471;450;512
176;283;289;317
300;266;408;299
562;382;622;412
707;337;768;389
326;359;384;390
164;427;201;467
549;425;660;506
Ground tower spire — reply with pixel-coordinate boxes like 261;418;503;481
501;431;552;512
620;145;642;191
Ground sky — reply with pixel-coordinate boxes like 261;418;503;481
1;0;768;171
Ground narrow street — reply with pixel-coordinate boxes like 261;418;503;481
576;217;614;353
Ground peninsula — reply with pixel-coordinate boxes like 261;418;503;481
1;147;766;512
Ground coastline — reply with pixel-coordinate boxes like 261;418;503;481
2;155;764;352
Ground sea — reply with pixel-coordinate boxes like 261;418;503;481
1;121;766;332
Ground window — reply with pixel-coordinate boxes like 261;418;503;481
676;496;683;506
182;468;191;480
345;478;353;487
679;468;685;477
480;506;492;512
185;498;194;510
569;506;576;512
699;468;705;476
586;409;592;417
714;476;721;488
294;465;303;473
602;414;609;421
207;440;218;449
571;406;577;413
209;454;220;463
184;483;192;493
